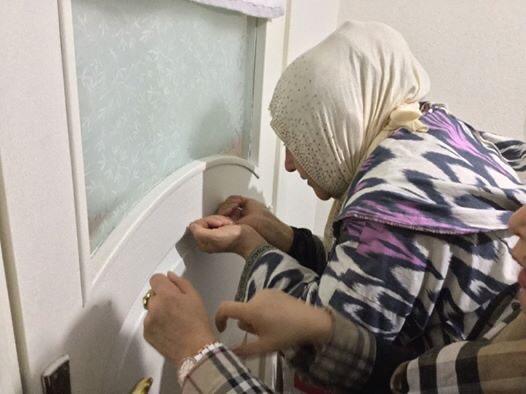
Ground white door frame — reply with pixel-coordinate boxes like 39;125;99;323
0;234;22;393
1;1;287;392
0;3;83;393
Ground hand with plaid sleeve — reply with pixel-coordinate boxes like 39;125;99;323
142;276;387;393
180;287;525;394
390;205;526;393
183;293;381;393
184;289;416;393
143;276;524;393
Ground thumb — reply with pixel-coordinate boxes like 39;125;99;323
206;215;234;228
189;224;213;244
233;338;274;358
217;202;241;217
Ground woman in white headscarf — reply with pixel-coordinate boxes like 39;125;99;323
187;20;526;391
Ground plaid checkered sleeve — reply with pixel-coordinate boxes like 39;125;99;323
183;344;273;393
286;311;376;392
183;311;376;393
391;293;526;394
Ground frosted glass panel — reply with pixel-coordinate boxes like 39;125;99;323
72;0;257;252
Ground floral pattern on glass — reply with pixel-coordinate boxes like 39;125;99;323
72;0;257;252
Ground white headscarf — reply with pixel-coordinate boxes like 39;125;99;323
269;20;430;245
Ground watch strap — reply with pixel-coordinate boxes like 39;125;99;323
177;341;222;386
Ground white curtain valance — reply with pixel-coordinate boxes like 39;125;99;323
188;0;284;18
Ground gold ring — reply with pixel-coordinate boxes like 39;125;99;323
142;289;154;310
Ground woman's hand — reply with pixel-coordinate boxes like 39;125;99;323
217;196;294;253
188;215;267;259
509;206;526;311
215;289;333;357
143;272;216;368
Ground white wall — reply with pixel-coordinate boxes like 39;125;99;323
339;0;526;140
274;0;339;236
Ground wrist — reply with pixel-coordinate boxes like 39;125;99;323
172;332;217;368
177;341;223;387
307;308;333;346
237;225;268;259
278;222;294;253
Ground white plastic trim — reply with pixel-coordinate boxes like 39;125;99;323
57;0;91;302
188;0;284;18
86;155;261;318
89;154;257;291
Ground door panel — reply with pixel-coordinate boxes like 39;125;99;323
66;160;262;392
105;249;246;393
71;0;258;252
87;158;260;318
1;1;286;392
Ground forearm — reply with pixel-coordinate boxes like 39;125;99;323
236;246;319;302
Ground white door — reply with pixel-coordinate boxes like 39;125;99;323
0;1;286;393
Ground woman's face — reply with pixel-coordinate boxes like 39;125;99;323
284;148;332;201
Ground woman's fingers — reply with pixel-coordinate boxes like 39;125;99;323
217;196;246;219
188;218;225;242
518;269;526;288
233;338;274;358
188;216;234;251
149;273;181;295
166;272;195;295
188;224;229;253
217;202;241;217
237;320;256;334
199;215;234;228
188;224;213;246
509;206;526;238
512;240;526;267
189;215;233;231
207;215;234;228
215;301;251;332
224;195;246;206
519;288;526;311
188;217;211;230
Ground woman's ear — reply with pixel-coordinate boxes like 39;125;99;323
284;148;296;172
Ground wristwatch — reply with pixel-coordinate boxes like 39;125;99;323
177;342;222;386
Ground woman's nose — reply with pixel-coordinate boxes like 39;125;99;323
284;149;296;172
